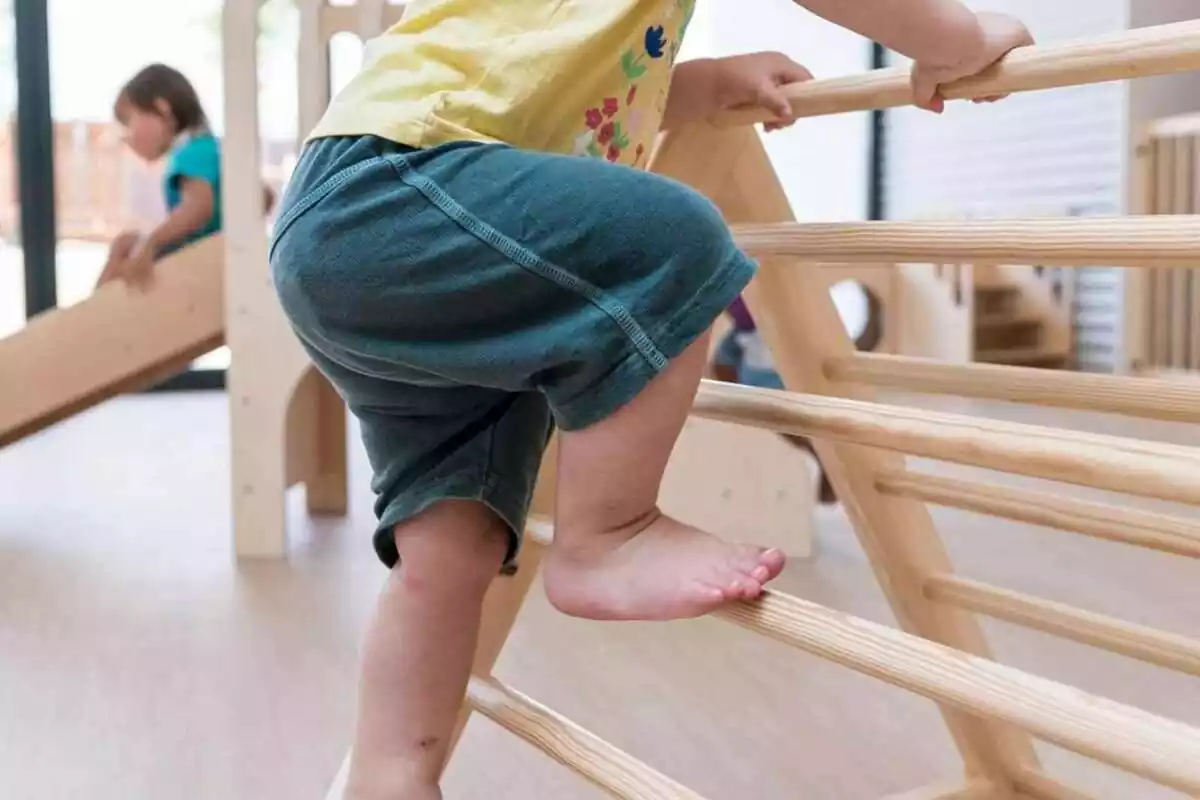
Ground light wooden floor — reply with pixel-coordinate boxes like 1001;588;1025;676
1;389;1198;799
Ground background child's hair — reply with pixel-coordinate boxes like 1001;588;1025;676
115;63;208;133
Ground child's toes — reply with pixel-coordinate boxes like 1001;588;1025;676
728;577;761;600
758;548;786;579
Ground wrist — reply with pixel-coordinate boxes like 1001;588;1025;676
918;11;986;71
665;58;720;127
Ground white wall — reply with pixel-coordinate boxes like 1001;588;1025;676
880;0;1131;371
683;0;871;222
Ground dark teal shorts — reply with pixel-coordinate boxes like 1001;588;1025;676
269;135;756;571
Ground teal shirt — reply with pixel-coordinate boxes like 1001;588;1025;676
163;131;222;252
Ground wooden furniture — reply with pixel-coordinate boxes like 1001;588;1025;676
1128;112;1200;376
316;19;1200;800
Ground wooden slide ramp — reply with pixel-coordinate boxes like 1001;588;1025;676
0;235;225;449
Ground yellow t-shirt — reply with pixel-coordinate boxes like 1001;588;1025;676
310;0;696;169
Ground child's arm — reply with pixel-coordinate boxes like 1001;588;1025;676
791;1;1033;110
117;178;214;286
143;178;215;256
664;53;813;130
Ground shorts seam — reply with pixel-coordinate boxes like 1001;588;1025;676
383;152;670;372
551;248;755;429
268;156;388;261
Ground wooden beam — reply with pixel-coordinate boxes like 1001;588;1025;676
924;576;1200;677
715;20;1200;125
718;590;1200;794
468;676;709;800
0;235;224;448
827;353;1200;424
652;121;1039;790
691;380;1200;506
731;216;1200;268
877;470;1200;560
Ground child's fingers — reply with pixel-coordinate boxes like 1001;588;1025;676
910;70;943;113
756;82;796;127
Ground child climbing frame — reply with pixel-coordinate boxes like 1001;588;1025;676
214;6;1200;797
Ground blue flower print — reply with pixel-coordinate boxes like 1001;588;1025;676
645;26;667;59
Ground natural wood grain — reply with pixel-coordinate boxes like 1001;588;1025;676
654;122;1038;782
716;592;1200;794
730;216;1200;268
827;353;1200;423
467;676;709;800
0;236;225;449
692;380;1200;506
924;576;1200;678
714;20;1200;125
875;470;1200;560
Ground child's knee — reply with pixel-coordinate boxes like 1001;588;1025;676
390;500;512;591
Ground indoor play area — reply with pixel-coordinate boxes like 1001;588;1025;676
4;0;1200;798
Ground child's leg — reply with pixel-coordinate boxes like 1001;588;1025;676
345;501;509;800
543;330;785;621
268;136;789;798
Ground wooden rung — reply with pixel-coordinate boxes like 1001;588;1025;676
876;470;1200;560
467;676;709;800
691;380;1200;506
827;353;1200;424
924;575;1200;677
730;216;1200;268
717;591;1200;793
881;779;997;799
714;19;1200;125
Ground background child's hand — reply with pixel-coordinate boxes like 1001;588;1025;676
712;52;813;131
910;12;1034;113
117;236;157;291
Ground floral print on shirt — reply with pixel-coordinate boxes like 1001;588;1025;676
573;0;695;169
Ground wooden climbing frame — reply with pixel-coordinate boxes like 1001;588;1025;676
219;5;1200;797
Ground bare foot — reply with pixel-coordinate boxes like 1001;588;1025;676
543;513;786;621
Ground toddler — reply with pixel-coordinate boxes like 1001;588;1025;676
97;63;222;288
268;2;1032;797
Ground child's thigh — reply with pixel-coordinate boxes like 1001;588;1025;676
273;138;756;435
313;352;553;573
397;145;758;429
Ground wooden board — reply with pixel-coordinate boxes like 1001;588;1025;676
0;235;225;448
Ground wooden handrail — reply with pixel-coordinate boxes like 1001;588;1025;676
715;19;1200;125
691;380;1200;506
719;590;1200;793
827;353;1200;423
924;575;1200;678
730;216;1200;268
876;470;1200;560
467;676;709;800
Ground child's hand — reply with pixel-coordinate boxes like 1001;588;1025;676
117;236;157;290
910;12;1034;113
711;52;813;131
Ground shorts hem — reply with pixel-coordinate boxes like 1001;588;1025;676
552;250;757;431
372;472;529;575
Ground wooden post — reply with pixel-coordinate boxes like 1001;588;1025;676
649;122;1039;794
223;0;348;557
